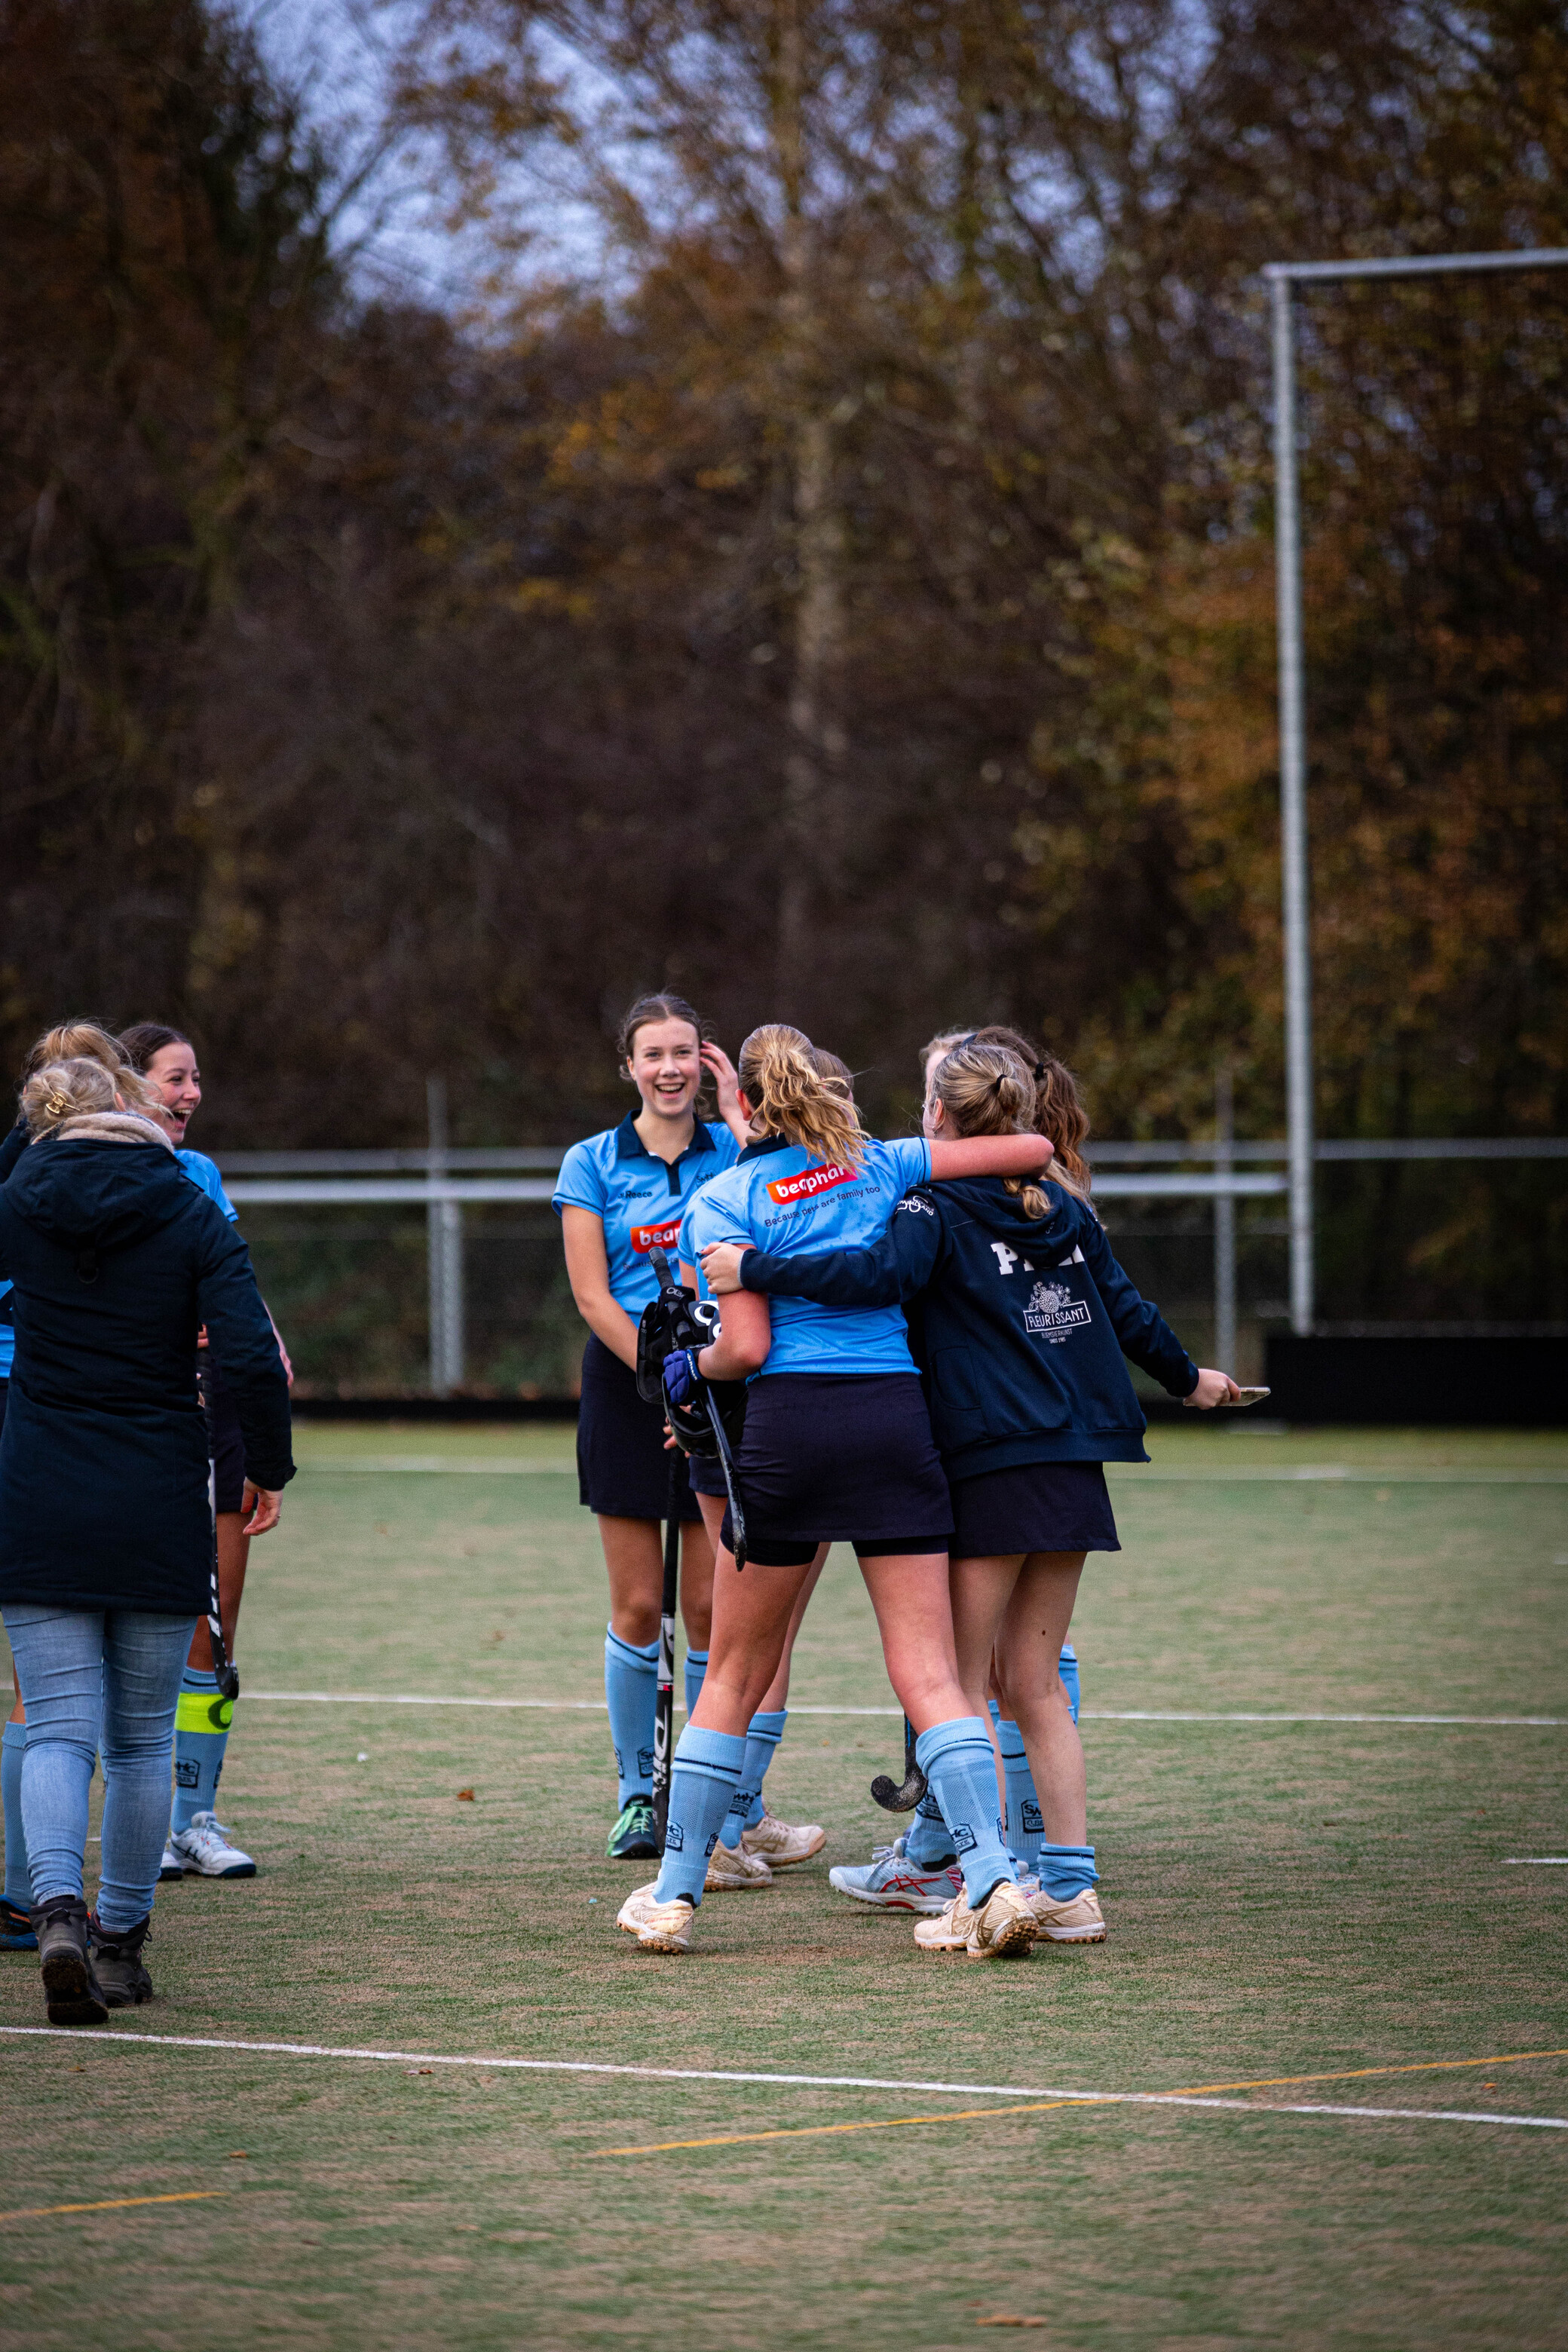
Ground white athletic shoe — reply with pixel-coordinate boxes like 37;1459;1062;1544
158;1842;183;1884
616;1882;695;1952
704;1839;773;1891
739;1808;825;1869
828;1838;963;1916
1018;1878;1106;1943
913;1879;1038;1959
169;1813;256;1879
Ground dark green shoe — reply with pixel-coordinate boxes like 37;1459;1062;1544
607;1798;660;1860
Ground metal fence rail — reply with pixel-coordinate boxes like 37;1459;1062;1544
216;1138;1562;1395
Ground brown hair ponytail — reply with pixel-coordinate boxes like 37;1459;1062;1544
738;1024;863;1170
966;1024;1091;1196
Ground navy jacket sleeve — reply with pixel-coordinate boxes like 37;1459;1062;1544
194;1211;296;1489
1075;1204;1199;1397
0;1121;26;1184
739;1187;945;1307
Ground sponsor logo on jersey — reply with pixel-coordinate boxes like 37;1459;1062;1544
1024;1279;1091;1337
765;1161;859;1207
630;1216;685;1254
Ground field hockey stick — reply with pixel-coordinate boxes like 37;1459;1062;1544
647;1246;748;1570
870;1715;926;1811
195;1358;240;1703
651;1458;680;1850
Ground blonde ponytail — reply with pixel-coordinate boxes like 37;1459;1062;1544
929;1040;1052;1220
738;1024;863;1171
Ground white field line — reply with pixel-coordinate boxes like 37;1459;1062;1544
241;1691;1566;1727
0;2027;1561;2134
296;1457;1568;1486
1504;1857;1568;1864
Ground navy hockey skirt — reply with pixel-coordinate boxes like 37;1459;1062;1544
577;1337;700;1523
948;1459;1119;1557
718;1373;952;1567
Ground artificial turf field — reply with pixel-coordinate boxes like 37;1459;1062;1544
2;1422;1566;2350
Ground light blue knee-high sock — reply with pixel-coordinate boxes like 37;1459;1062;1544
1039;1842;1098;1900
1058;1643;1080;1723
605;1628;659;1809
2;1721;29;1909
993;1711;1042;1872
903;1787;957;1867
718;1707;787;1847
914;1717;1015;1906
683;1649;708;1720
172;1669;234;1834
651;1725;745;1909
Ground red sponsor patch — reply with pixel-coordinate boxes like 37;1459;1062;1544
630;1217;685;1254
764;1162;859;1208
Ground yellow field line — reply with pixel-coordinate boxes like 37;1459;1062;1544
593;2098;1092;2156
594;2047;1568;2158
1171;2047;1568;2095
0;2190;229;2222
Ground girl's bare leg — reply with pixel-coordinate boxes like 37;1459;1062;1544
694;1495;824;1707
599;1511;715;1650
856;1554;969;1732
690;1545;819;1736
993;1553;1087;1846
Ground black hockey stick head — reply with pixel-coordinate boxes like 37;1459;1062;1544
869;1717;926;1811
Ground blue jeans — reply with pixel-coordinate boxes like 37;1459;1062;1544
2;1605;195;1930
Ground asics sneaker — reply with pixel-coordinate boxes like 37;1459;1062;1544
1018;1878;1106;1942
913;1879;1038;1959
704;1840;773;1891
158;1842;183;1884
1;1896;37;1951
739;1808;825;1869
828;1838;963;1916
607;1798;660;1860
169;1813;256;1878
616;1882;695;1952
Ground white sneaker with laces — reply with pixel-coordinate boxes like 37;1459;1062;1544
828;1838;963;1916
739;1808;825;1868
913;1879;1038;1958
1018;1877;1106;1942
169;1813;256;1879
616;1882;695;1951
704;1839;773;1891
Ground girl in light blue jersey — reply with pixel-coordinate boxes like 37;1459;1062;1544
555;994;749;1861
616;1024;1054;1962
121;1022;289;1883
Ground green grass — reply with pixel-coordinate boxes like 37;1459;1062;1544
3;1423;1566;2349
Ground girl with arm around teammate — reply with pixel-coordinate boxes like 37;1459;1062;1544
616;1024;1055;1960
703;1037;1237;1947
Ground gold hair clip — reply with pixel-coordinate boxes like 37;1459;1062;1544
44;1089;70;1119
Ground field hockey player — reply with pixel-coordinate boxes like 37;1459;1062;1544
553;994;750;1860
615;1022;1054;1960
664;1061;862;1885
121;1022;291;1882
705;1034;1238;1947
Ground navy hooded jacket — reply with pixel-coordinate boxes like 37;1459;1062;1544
738;1175;1199;1475
0;1133;294;1614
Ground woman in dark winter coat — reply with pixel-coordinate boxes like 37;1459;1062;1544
0;1058;293;2025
